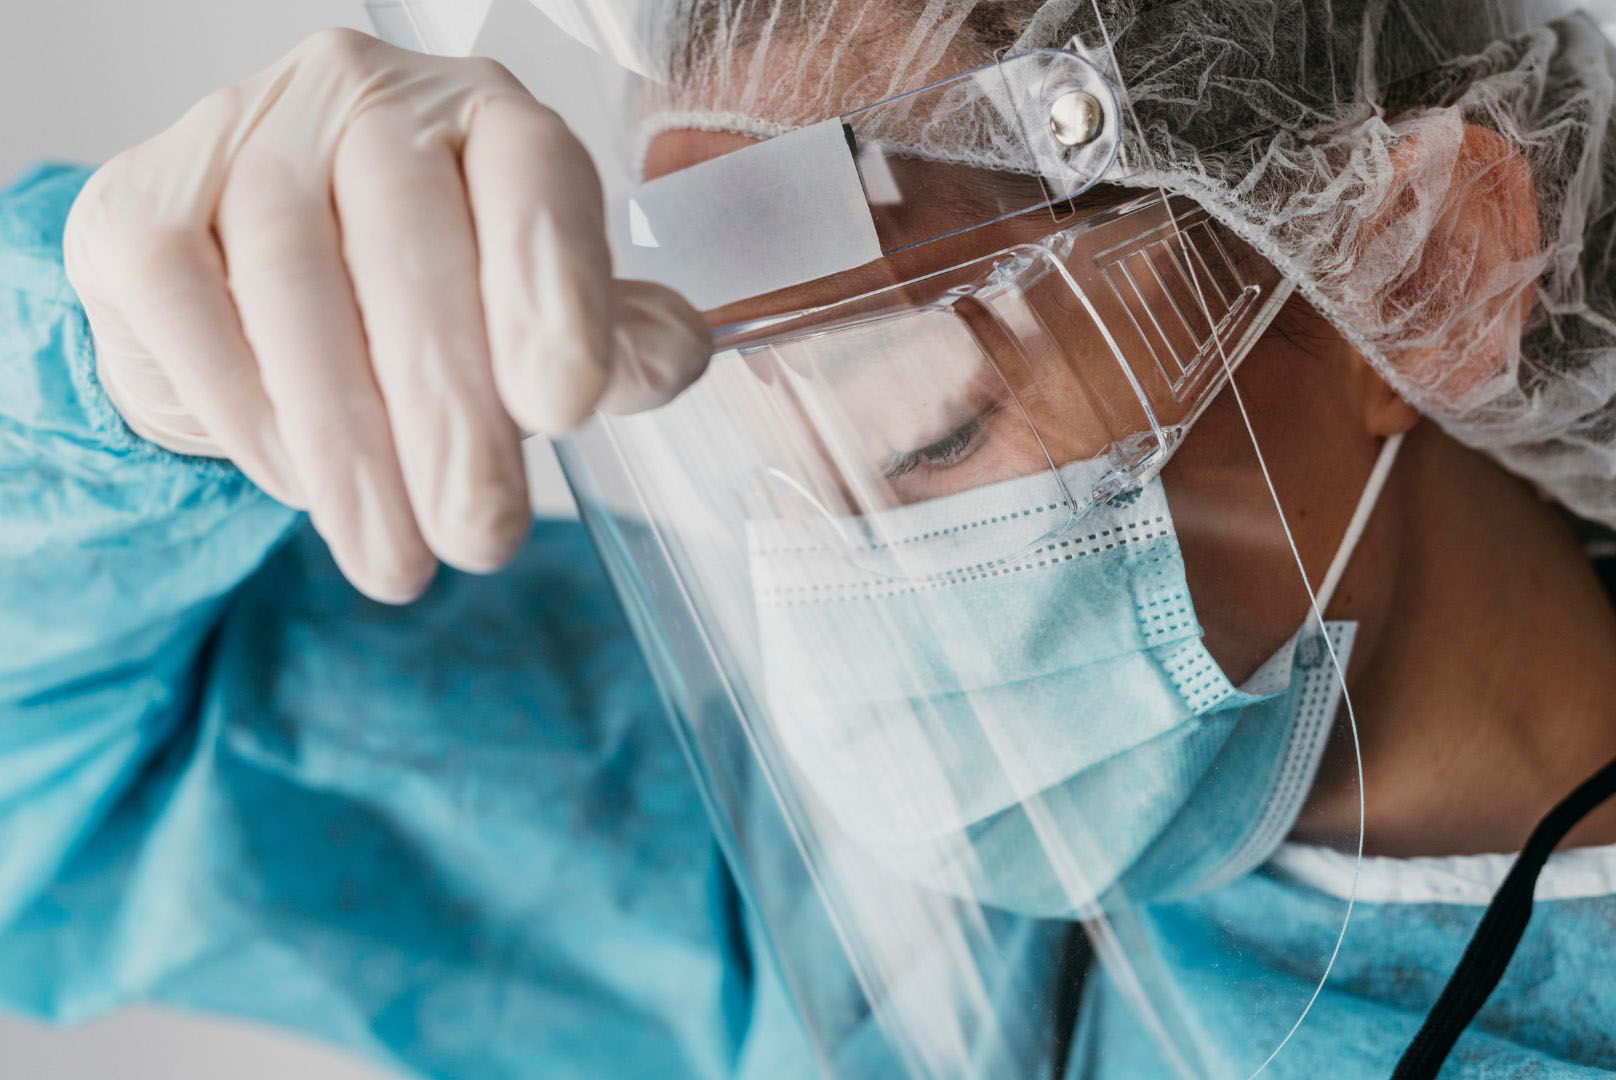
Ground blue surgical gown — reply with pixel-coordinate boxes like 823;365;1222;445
3;162;1615;1079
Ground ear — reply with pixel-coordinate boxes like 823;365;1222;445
1360;119;1541;411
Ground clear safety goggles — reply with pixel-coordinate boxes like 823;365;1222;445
719;192;1294;578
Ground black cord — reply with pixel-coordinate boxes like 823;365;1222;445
1048;923;1093;1078
1391;751;1616;1079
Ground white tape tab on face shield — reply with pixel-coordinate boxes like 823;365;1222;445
610;118;884;311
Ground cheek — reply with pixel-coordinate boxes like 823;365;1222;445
1163;420;1311;683
1162;351;1383;682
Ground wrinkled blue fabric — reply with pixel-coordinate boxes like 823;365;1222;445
0;163;814;1079
1073;867;1616;1078
5;162;1616;1080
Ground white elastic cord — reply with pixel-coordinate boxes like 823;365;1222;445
1313;432;1405;615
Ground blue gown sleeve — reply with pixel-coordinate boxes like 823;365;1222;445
0;161;302;1013
0;163;816;1080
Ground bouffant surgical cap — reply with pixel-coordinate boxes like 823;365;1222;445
642;0;1616;527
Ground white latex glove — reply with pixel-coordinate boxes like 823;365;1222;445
63;29;710;603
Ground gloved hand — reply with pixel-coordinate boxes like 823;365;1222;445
63;29;710;603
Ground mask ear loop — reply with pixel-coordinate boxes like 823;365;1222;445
1174;252;1388;1076
1313;431;1406;617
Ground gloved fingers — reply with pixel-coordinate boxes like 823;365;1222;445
462;94;616;434
92;332;211;451
215;159;435;604
596;280;714;415
333;105;530;575
72;226;305;507
62;156;306;505
66;256;208;451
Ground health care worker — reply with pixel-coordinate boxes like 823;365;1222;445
3;0;1616;1077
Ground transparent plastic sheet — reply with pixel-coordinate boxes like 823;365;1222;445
557;335;1369;1077
374;2;1367;1075
555;205;1363;1076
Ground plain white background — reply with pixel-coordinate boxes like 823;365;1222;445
2;0;366;181
0;1;567;1077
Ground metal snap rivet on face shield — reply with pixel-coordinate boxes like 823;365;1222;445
1049;90;1104;147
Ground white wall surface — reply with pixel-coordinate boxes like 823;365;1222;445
1;0;366;182
0;2;565;1077
1;1008;393;1080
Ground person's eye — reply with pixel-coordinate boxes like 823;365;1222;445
882;403;1002;480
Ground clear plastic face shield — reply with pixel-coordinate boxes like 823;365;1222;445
380;2;1371;1075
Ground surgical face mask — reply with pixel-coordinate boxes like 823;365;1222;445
747;436;1400;916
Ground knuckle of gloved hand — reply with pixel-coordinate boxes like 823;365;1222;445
535;119;603;201
61;156;149;259
459;55;527;97
179;82;249;134
514;99;573;146
475;94;590;172
290;26;382;73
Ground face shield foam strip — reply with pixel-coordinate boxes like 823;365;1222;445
610;46;1125;314
611;118;884;312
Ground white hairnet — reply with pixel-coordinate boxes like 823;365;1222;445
639;0;1616;529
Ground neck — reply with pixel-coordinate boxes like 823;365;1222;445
1295;424;1616;857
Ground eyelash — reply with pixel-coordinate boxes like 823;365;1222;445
884;403;1001;479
